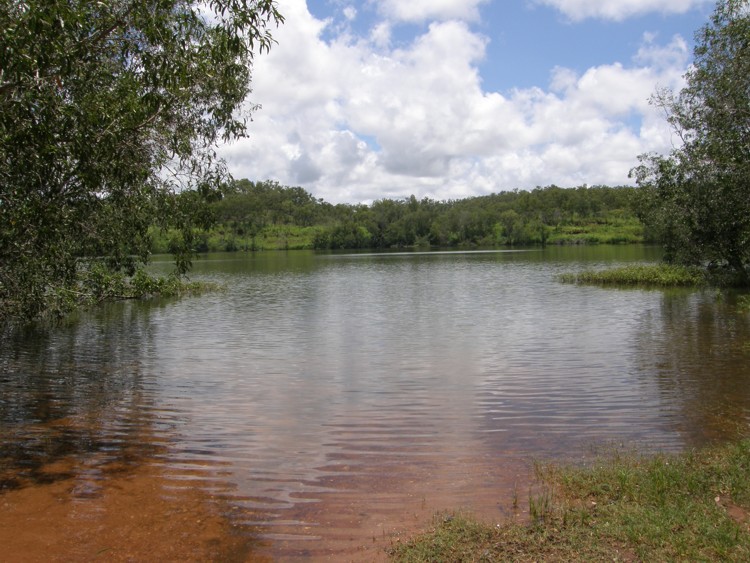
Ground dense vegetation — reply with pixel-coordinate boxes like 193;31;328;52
558;264;708;287
152;180;645;253
390;440;750;562
0;0;283;321
633;0;750;284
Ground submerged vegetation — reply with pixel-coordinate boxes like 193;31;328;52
2;265;218;322
391;439;750;562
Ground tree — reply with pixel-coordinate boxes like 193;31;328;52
0;0;283;319
632;0;750;283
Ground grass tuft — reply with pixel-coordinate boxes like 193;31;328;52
390;440;750;562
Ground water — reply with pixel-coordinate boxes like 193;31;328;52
2;246;750;559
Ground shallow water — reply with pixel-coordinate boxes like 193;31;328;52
2;246;749;559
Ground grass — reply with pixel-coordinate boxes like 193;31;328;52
547;217;644;245
390;440;750;562
558;264;707;288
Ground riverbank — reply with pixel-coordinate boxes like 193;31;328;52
390;439;750;561
149;215;644;253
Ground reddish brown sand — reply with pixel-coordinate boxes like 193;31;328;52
0;459;269;562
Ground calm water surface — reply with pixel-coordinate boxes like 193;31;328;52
2;246;750;558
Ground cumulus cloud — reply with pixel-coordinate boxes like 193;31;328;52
535;0;711;21
219;0;692;203
374;0;490;23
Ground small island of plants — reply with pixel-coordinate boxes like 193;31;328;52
557;264;708;288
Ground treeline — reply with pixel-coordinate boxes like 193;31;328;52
154;179;645;253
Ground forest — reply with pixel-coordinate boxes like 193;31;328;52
152;180;646;254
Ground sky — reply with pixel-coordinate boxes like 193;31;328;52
218;0;716;203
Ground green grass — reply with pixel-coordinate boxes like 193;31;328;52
390;440;750;562
558;264;707;287
547;217;644;245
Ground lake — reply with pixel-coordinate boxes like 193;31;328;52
2;246;749;560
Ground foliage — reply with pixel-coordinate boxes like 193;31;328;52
632;0;750;284
558;264;708;287
189;181;644;252
390;440;750;562
24;264;217;321
0;0;283;320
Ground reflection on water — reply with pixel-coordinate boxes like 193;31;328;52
2;246;749;559
0;304;162;490
636;291;750;443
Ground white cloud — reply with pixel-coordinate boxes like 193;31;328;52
219;0;692;203
535;0;711;21
374;0;490;23
369;21;391;48
636;33;690;71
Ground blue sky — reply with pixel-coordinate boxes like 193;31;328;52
219;0;716;203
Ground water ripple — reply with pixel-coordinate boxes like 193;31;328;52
3;248;750;558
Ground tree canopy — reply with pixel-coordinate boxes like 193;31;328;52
181;180;641;252
632;0;750;284
0;0;283;319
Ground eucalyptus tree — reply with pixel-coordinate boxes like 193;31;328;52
0;0;283;319
632;0;750;283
